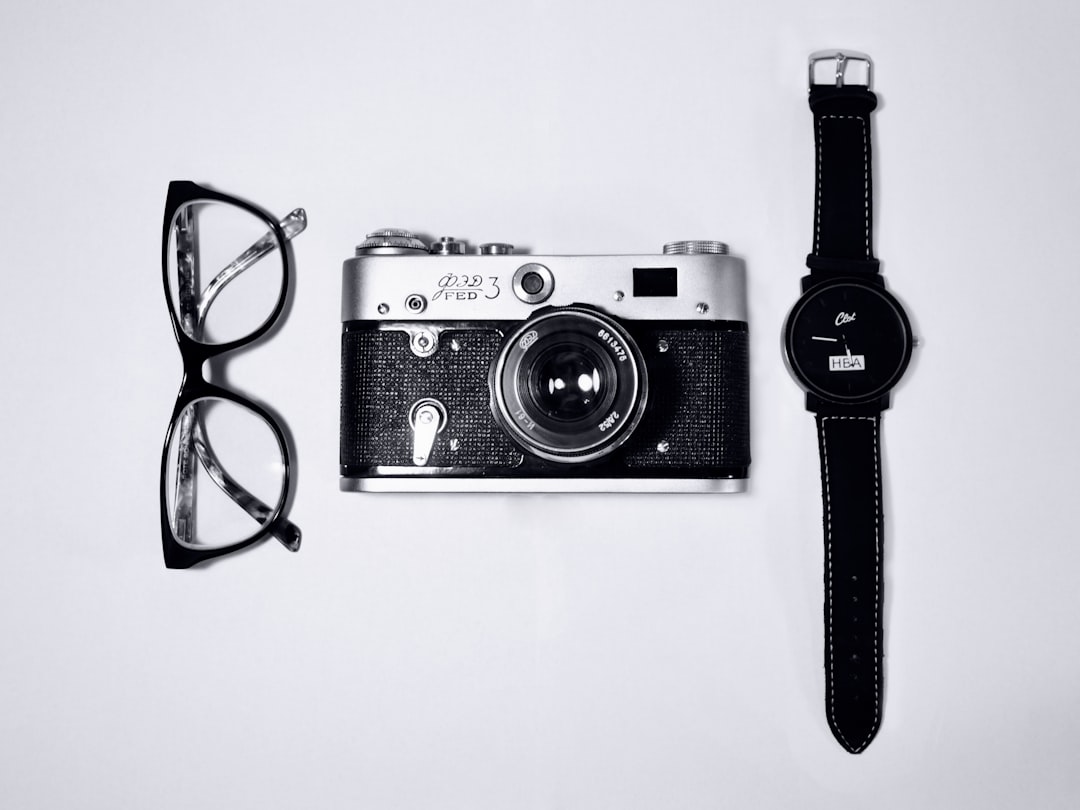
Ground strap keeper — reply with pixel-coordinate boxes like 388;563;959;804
806;255;881;275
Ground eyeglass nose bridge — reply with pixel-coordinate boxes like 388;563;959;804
172;326;261;380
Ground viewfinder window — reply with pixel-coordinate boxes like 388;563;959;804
633;267;678;297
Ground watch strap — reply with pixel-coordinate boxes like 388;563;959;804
808;85;880;274
815;413;884;753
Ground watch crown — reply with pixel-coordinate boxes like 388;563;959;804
663;240;729;255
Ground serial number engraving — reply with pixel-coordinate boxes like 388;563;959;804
596;328;629;362
432;273;501;301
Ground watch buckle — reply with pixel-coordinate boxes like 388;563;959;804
808;50;873;91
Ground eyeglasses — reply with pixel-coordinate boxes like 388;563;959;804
160;180;306;568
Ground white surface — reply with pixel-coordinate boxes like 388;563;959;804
2;1;1079;807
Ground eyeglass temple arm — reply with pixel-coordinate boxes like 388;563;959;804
192;418;301;551
171;404;198;548
171;207;199;546
196;209;307;324
172;208;307;547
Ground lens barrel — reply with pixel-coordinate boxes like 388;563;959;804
492;307;648;463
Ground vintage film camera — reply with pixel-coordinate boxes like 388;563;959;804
340;230;750;492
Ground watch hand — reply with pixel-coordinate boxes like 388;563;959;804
812;336;839;342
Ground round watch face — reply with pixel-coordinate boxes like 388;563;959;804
784;278;912;403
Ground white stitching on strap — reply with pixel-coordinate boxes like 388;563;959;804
820;415;880;752
815;115;870;259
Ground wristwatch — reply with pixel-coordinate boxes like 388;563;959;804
783;51;914;754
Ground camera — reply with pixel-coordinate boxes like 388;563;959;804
340;230;750;492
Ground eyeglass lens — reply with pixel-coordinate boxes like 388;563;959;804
166;200;287;345
165;397;287;550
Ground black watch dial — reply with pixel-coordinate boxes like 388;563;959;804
784;278;912;403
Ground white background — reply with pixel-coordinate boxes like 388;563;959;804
3;0;1079;807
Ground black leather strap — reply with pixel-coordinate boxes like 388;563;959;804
815;413;883;753
807;86;880;275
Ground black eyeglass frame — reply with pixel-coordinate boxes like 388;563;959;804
159;180;297;569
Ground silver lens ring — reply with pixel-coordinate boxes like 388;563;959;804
492;307;648;463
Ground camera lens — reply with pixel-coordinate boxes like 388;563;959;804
528;344;609;421
492;307;648;463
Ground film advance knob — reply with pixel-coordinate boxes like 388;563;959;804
356;229;429;255
662;240;730;255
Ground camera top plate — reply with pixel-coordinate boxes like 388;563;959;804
341;250;748;323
